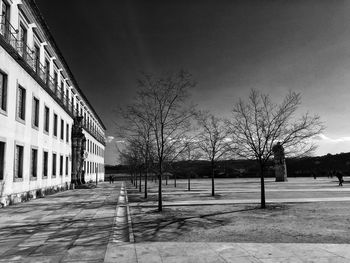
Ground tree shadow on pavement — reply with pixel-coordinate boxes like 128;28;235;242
131;206;259;242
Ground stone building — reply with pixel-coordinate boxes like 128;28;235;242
0;0;106;206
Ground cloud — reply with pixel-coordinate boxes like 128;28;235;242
106;136;114;143
314;134;350;143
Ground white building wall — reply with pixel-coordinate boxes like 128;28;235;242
0;45;72;196
83;131;105;183
0;0;106;204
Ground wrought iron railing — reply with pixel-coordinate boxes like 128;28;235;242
0;16;18;50
38;61;47;82
0;16;105;145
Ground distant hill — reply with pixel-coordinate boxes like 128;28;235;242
105;152;350;178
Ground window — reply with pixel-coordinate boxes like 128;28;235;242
65;156;68;176
32;97;39;128
44;106;49;132
0;1;10;37
66;124;69;142
16;85;26;121
0;141;5;180
53;113;57;137
14;145;24;179
52;153;56;177
60;119;64;140
18;23;27;58
34;44;40;72
54;71;58;90
31;148;38;177
43;151;48;177
59;155;63;176
0;71;7;112
45;59;50;83
60;81;64;99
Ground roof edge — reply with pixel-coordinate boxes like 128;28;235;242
26;0;107;131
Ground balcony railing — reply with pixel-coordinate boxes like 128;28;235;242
0;16;105;146
0;16;17;50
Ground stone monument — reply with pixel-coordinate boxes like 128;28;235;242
71;116;86;186
272;142;287;182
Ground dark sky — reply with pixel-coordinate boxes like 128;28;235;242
35;0;350;164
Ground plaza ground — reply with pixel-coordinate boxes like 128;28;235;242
128;177;350;243
0;182;122;262
0;177;350;262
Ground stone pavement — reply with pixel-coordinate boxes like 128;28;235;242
105;242;350;263
1;179;350;262
130;177;350;207
0;182;123;262
130;196;350;207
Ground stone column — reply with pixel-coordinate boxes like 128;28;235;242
272;142;288;182
71;117;86;187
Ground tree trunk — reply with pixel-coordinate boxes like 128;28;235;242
260;162;266;209
144;167;148;199
188;174;191;191
158;162;163;212
211;160;215;196
174;173;177;188
135;172;138;188
166;174;168;185
139;170;142;192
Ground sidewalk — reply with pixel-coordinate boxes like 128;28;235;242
105;242;350;263
1;181;350;263
0;182;122;263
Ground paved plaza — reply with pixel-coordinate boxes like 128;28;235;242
1;177;350;262
0;182;122;262
129;177;350;206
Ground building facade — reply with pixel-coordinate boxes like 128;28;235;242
0;0;106;206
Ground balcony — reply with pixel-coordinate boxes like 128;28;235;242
0;16;105;146
0;16;75;114
81;117;105;146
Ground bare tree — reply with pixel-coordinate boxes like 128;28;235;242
117;140;141;188
180;140;202;191
196;111;232;196
138;70;196;211
117;104;154;198
227;90;324;208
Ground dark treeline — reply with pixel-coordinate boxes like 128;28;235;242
106;152;350;178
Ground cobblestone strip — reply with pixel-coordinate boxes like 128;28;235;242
104;182;138;263
111;182;130;242
125;184;135;243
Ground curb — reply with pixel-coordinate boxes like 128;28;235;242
125;184;135;243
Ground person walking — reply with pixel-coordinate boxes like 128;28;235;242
335;171;344;186
311;171;317;179
109;175;112;184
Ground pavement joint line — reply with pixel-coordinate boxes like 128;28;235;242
125;184;135;243
204;242;229;263
130;196;350;207
144;188;350;195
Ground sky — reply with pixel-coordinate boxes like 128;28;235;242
34;0;350;164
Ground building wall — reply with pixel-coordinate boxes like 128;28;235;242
0;44;72;196
0;0;106;204
83;132;105;183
